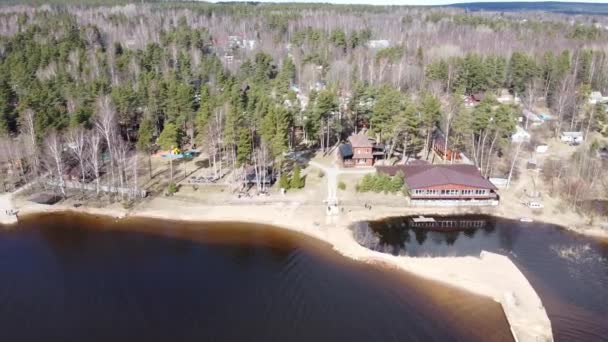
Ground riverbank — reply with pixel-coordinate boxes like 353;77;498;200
3;195;554;342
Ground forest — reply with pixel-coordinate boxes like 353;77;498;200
0;2;606;205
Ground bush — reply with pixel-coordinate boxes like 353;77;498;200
279;173;291;190
167;182;178;195
338;181;346;190
290;165;305;189
358;174;374;192
357;172;405;194
121;200;135;209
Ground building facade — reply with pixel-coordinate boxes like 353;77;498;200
377;164;499;206
338;131;376;167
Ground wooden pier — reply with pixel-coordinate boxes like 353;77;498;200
409;216;486;230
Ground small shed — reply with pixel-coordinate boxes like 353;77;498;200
560;132;584;144
536;144;549;153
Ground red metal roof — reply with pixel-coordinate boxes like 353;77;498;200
377;164;497;190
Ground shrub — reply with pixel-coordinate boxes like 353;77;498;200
279;173;291;190
390;171;405;192
167;182;178;195
121;200;135;209
357;172;405;194
290;165;305;189
338;181;346;190
358;174;374;192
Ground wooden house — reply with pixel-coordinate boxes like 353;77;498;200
338;131;376;167
432;130;461;161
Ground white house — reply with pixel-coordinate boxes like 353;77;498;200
511;126;531;143
589;91;608;105
522;109;543;127
536;144;549;153
366;40;390;49
560;131;584;144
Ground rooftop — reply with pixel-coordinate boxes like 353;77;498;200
377;164;497;190
348;131;374;148
338;144;353;158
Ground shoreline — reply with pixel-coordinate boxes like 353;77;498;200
2;196;557;342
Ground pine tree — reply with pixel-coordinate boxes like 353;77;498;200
158;122;179;183
290;165;304;189
236;127;251;166
137;117;155;178
196;85;212;141
371;86;401;142
279;173;291;190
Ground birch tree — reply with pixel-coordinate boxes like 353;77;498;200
94;95;118;192
87;131;102;195
65;126;88;191
44;131;66;197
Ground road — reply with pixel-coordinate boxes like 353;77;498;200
308;160;375;204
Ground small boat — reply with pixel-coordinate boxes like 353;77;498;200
520;217;534;223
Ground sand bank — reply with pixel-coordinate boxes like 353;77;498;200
4;196;553;342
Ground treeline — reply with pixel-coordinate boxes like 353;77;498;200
0;3;607;198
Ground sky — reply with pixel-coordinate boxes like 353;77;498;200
209;0;608;5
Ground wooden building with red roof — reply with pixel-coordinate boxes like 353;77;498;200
377;164;499;205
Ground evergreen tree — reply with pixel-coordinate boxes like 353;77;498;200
509;52;538;94
279;173;291;190
195;85;212;141
137;116;155;178
275;57;296;96
158;122;179;150
330;29;347;52
371;86;401;142
290;164;304;189
158;122;179;183
236;127;251;166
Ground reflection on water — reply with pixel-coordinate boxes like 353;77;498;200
353;215;608;342
0;213;514;342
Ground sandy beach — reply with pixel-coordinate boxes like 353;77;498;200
1;194;560;342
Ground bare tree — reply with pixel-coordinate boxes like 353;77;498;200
94;95;118;191
65;126;88;191
21;108;40;182
87;131;102;195
44;131;66;197
552;75;574;136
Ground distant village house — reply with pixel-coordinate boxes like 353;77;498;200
366;40;390;49
560;131;584;144
432;130;461;161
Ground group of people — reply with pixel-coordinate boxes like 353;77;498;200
4;209;18;217
364;203;372;210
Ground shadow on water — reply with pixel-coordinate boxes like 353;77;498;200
0;213;514;342
352;215;608;342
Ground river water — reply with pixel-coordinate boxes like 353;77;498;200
353;215;608;342
0;213;513;342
